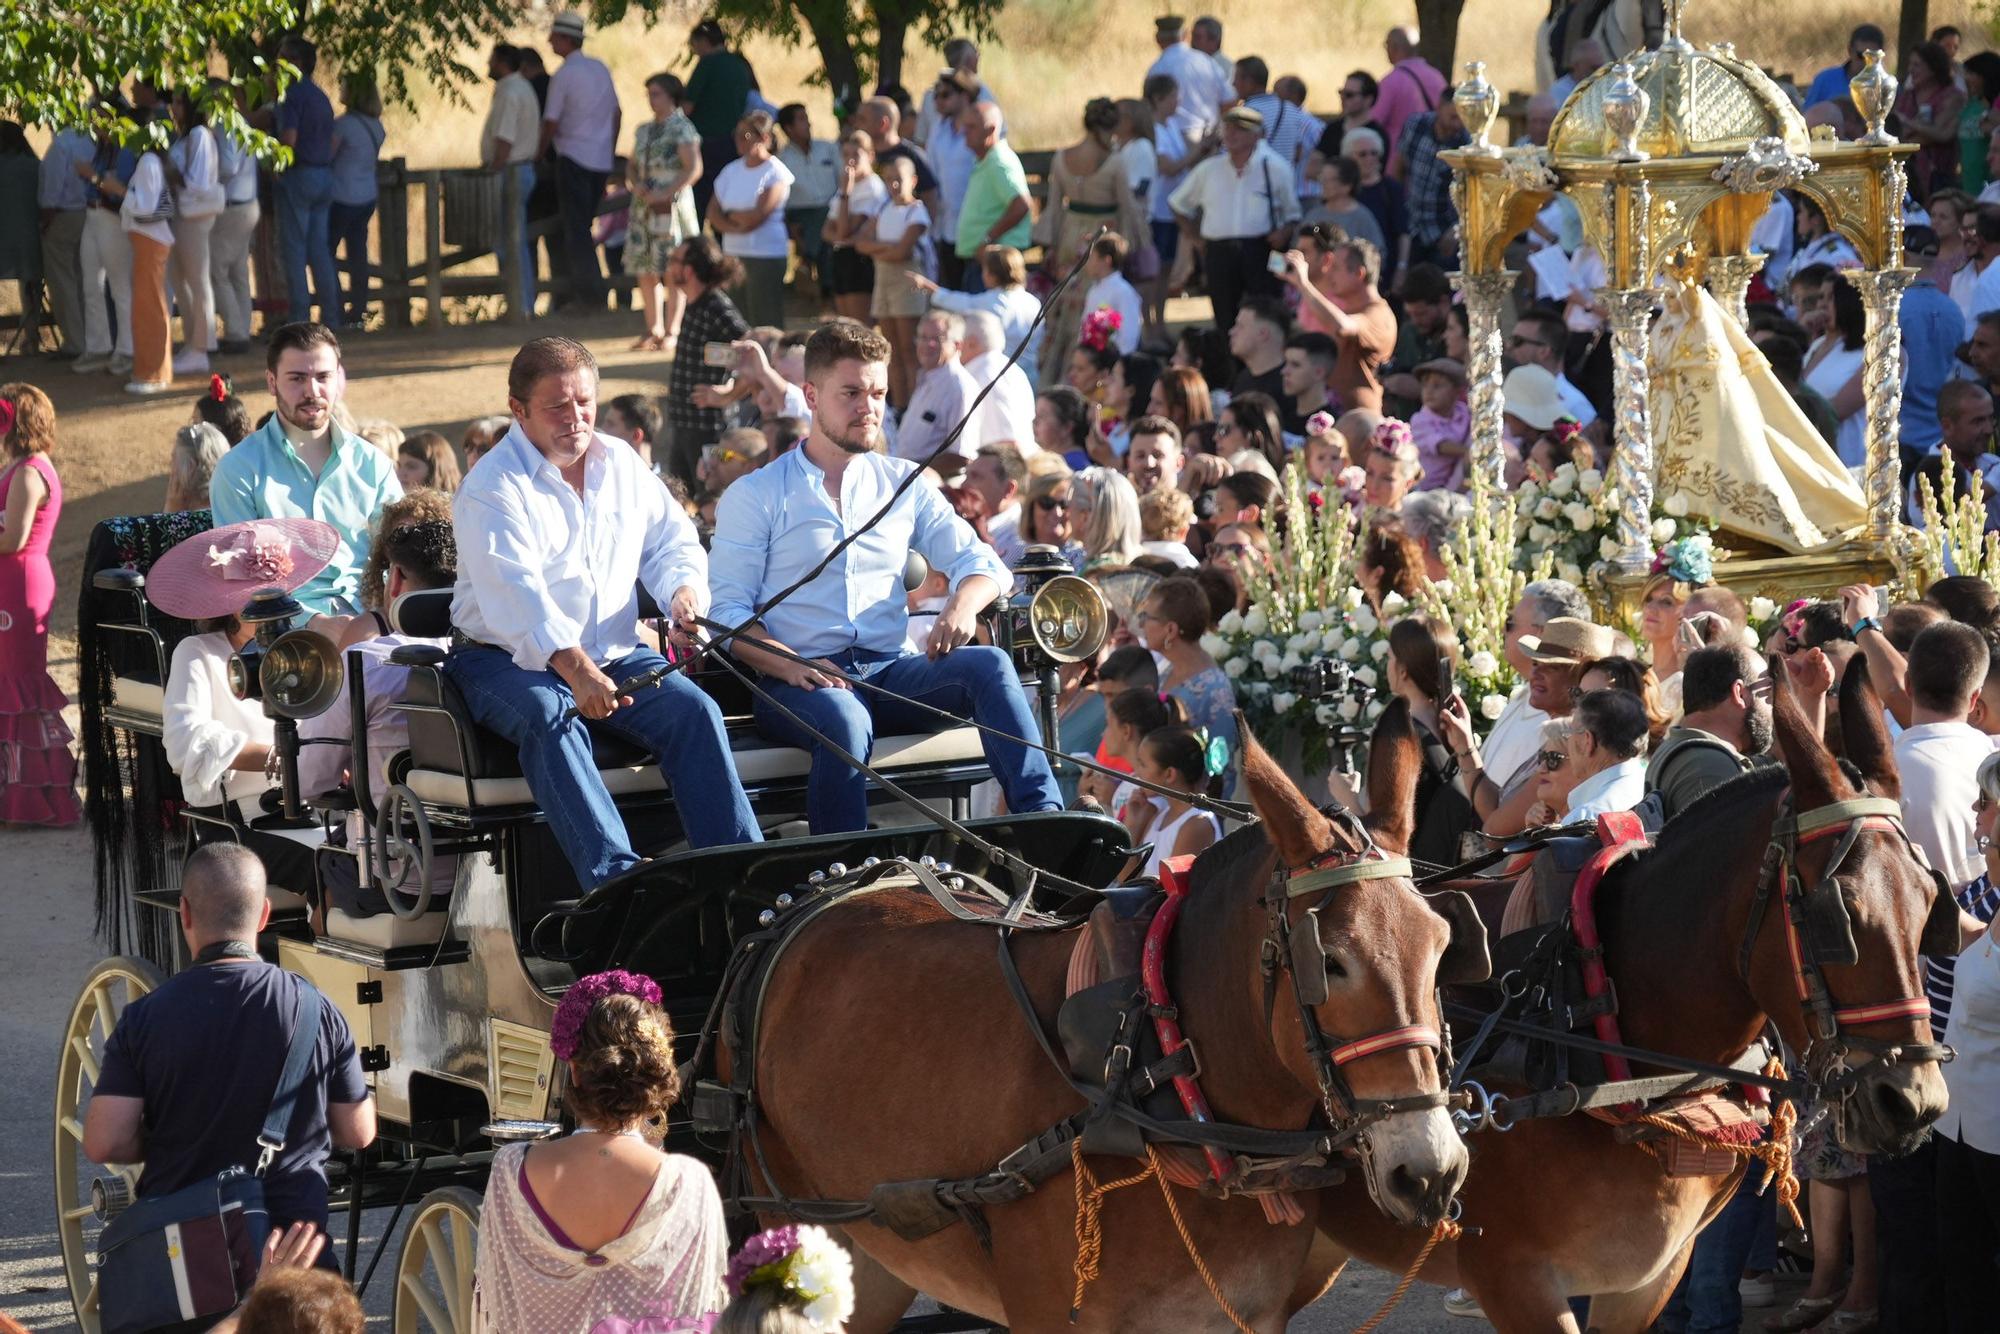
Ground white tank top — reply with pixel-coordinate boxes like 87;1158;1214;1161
1142;804;1223;880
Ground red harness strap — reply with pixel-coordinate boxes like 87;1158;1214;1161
1568;811;1654;1089
1783;814;1932;1026
1143;856;1235;1184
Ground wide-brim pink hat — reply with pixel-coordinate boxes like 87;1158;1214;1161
147;518;340;621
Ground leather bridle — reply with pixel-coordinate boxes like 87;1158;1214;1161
1263;811;1459;1166
1740;794;1953;1133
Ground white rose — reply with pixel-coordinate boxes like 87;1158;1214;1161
1338;697;1361;721
1280;651;1304;673
1555;461;1578;481
1370;639;1391;661
1382;590;1408;614
1285;632;1313;655
1343;586;1365;610
1599;535;1622;563
1664;491;1690;518
1249;681;1272;698
1321;628;1346;653
1558;561;1584;584
1355;665;1379;688
1520;479;1542;503
1316;702;1339;727
1536;496;1561;521
1578;468;1604;496
1340;638;1363;660
1351;607;1380;635
1480;693;1508;721
1469;650;1498;677
1224;657;1249;679
1218;608;1245;634
1562;501;1595;531
1244;607;1270;636
1529;521;1555;545
1650;517;1677;545
1548;470;1575;498
1750;595;1777;622
1199;632;1228;657
1272;691;1299;715
1299;610;1325;633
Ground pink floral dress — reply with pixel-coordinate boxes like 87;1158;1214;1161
0;454;81;825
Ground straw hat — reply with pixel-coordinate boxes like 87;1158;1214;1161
1222;104;1265;131
1503;364;1564;432
550;10;587;40
1518;617;1617;666
147;519;340;621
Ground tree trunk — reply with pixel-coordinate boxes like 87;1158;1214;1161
874;3;913;95
1897;0;1929;73
795;0;865;115
1414;0;1466;83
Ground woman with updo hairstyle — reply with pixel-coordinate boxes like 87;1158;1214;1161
473;971;728;1332
1218;392;1286;475
192;373;253;444
1356;518;1426;613
165;422;229;512
1040;96;1146;385
1135;575;1239;794
1370;615;1479;867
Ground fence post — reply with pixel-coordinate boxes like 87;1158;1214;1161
501;166;526;325
424;170;445;336
379;159;411;329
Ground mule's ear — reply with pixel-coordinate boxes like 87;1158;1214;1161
1237;711;1342;866
1769;653;1850;809
1837;655;1902;800
1430;890;1492;985
1363;696;1420;854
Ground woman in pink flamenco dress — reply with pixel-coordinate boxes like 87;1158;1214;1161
0;384;83;826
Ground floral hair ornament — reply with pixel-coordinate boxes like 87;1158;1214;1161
1304;409;1338;438
724;1225;857;1329
0;397;14;440
1548;415;1582;444
1079;306;1122;354
208;373;230;403
550;969;664;1062
1368;418;1417;460
1649;533;1714;586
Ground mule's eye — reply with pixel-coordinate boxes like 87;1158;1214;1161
1324;951;1350;982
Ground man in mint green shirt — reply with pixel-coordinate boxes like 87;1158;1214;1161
955;103;1032;291
209;323;402;615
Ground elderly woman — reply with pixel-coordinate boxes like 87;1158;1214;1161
1019;468;1087;571
164;422;229;512
1525;689;1649;828
1072;466;1144;569
626;72;703;352
1342;126;1408;288
704;110;794;329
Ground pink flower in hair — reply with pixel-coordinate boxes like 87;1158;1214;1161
551;969;664;1062
1369;418;1416;460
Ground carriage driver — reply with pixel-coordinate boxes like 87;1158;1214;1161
709;321;1064;833
448;337;761;888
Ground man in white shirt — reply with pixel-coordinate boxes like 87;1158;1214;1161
965;443;1028;566
539;11;621;311
446;337;760;889
710;321;1062;832
1192;16;1234;85
1479;580;1591;787
913;38;992;146
1976;127;2000;204
1147;15;1231;139
893;310;981;467
959;311;1036;453
776;103;840;291
1236;58;1312;198
1169;103;1301;333
1894;621;1994;891
482;44;544;315
1951;205;2000;324
1510;308;1597;425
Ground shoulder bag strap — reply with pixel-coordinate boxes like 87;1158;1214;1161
256;983;324;1175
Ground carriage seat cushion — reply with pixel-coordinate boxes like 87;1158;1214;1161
325;906;448;950
113;676;165;721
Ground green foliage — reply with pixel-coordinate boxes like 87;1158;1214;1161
697;0;1008;112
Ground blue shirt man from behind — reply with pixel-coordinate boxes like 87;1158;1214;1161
709;321;1064;834
209;322;403;615
85;842;377;1241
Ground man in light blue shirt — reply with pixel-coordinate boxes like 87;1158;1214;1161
1804;24;1885;111
710;322;1063;833
209;323;402;615
447;337;759;887
37;125;94;357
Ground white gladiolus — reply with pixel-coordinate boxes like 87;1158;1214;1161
1469;650;1498;677
1480;693;1508;720
1218;608;1245;633
1224;657;1249;678
1199;633;1228;657
1355;665;1379;687
1382;590;1408;614
1578;468;1603;496
1599;535;1621;563
1244;607;1269;635
1272;691;1298;714
1340;638;1363;660
1562;501;1595;530
1750;596;1777;622
1664;491;1690;518
1338;697;1361;721
1650;517;1677;545
1299;610;1325;633
1343;586;1365;609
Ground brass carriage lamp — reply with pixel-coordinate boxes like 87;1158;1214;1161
988;546;1110;745
228;586;345;821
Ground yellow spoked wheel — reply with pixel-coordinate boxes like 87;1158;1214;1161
54;955;165;1334
394;1186;482;1333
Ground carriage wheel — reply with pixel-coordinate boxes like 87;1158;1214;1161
394;1186;482;1334
54;955;165;1334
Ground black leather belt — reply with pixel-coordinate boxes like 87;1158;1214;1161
448;630;509;654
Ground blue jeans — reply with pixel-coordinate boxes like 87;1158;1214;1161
444;646;760;887
553;155;607;306
327;199;375;326
276;165;340;328
751;646;1061;834
511;162;537;314
1657;1163;1777;1334
959;259;986;294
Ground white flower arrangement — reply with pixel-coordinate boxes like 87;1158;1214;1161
1512;463;1716;614
1479;693;1509;721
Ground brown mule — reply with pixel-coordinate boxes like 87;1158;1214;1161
1304;660;1953;1333
720;722;1479;1332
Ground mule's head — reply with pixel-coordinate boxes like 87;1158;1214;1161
1238;704;1482;1227
1761;658;1949;1155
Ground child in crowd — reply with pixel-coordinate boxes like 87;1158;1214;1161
1409;356;1470;491
714;1224;855;1333
1126;724;1223;881
1300;413;1347;492
1138;486;1200;568
1076;660;1160;808
1080;233;1144;356
866;155;932;407
396;430;462;493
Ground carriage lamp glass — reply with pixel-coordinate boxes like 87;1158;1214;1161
226;586;343;719
1026;575;1108;664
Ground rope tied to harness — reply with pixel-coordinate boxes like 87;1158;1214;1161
1632;1056;1804;1232
1068;1140;1258;1333
1348;1215;1464;1334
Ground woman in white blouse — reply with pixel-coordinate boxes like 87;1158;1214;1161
704;111;794;330
1800;274;1868;470
166;90;225;376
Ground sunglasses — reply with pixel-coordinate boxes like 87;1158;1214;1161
1510;334;1548;349
702;447;748;465
1035;495;1071;511
1538;749;1567;772
1211;540;1252;558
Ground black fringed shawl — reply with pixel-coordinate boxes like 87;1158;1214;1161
78;511;212;965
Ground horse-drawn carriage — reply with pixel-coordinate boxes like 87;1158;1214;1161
57;502;1960;1334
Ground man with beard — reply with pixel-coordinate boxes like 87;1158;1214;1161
209;322;402;614
710;321;1062;833
447;337;760;890
1646;642;1773;821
